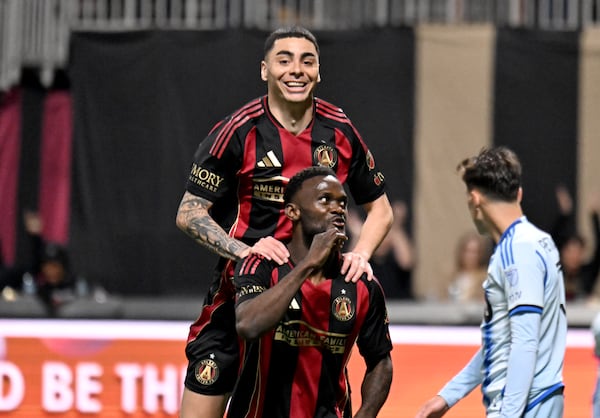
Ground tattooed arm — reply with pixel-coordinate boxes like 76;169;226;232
176;191;249;260
176;191;289;263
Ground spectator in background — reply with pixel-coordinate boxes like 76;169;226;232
551;185;600;301
446;231;493;303
347;200;415;299
1;210;99;316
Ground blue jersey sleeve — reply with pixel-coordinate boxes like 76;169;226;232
438;349;483;407
500;311;540;417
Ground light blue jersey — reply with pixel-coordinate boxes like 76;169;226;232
591;312;600;418
440;217;567;417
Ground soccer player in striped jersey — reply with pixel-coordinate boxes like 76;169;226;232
230;166;393;418
175;26;393;418
415;147;567;418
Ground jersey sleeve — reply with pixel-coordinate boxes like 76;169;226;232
439;349;484;407
500;311;540;417
591;312;600;358
502;240;546;315
356;279;393;364
234;254;273;307
185;117;242;202
343;122;387;206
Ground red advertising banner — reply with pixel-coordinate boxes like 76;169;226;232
0;321;595;417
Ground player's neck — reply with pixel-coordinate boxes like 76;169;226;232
485;203;523;243
268;96;313;135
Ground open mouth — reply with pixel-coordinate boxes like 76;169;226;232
331;216;346;230
284;81;307;89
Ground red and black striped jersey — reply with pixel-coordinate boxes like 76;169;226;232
229;254;393;418
185;96;386;244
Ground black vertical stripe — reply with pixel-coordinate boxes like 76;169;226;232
264;264;299;417
16;70;45;268
320;278;358;414
316;27;415;207
246;115;285;240
493;29;579;231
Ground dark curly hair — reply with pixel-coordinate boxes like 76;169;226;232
264;26;320;58
284;166;336;205
457;146;522;202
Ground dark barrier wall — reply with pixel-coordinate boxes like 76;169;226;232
493;29;579;231
67;28;415;295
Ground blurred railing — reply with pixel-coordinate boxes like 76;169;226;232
1;0;600;90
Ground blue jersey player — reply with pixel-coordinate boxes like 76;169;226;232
415;146;567;418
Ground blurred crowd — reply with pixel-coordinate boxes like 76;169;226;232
0;211;108;317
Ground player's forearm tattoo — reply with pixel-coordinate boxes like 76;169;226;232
179;194;248;260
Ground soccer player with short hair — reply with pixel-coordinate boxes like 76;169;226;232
415;146;567;418
229;166;393;417
176;26;393;418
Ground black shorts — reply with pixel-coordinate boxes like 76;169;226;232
184;260;240;395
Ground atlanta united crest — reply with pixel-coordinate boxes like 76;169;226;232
195;358;219;385
314;145;337;168
332;295;354;321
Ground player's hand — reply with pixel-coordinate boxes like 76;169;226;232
414;395;449;418
341;251;373;283
306;229;347;269
246;237;289;264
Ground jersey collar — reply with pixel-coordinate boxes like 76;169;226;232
497;216;526;245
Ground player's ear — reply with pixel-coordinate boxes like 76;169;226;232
285;203;300;221
470;189;482;207
260;61;268;81
517;187;523;203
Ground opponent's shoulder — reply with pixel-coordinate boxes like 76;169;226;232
513;220;557;253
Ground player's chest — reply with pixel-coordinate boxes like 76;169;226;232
285;283;361;334
242;124;350;175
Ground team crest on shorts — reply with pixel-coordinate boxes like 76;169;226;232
314;145;337;168
332;295;354;321
195;358;219;385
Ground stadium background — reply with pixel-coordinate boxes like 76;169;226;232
2;25;599;299
1;1;600;416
